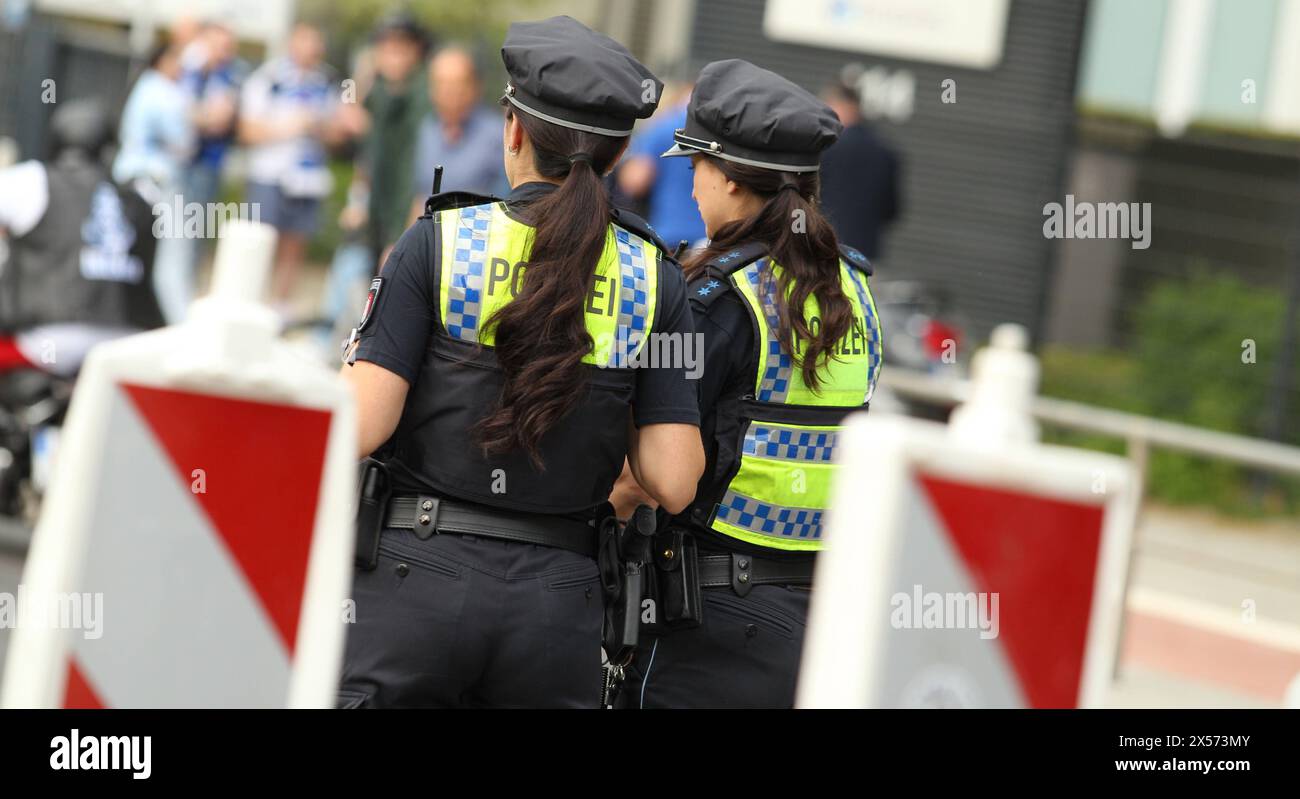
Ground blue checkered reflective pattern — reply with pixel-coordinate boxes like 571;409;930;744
845;262;882;400
445;205;493;342
744;423;838;462
610;227;651;367
715;489;823;540
742;260;793;402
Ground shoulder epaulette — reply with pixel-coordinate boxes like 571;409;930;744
838;244;874;276
687;241;769;310
609;206;673;258
706;241;769;275
421;190;503;219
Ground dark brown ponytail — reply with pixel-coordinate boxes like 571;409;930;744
685;159;854;392
473;106;627;468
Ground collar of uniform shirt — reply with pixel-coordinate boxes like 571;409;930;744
506;181;559;207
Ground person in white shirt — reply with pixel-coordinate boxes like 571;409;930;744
239;23;355;304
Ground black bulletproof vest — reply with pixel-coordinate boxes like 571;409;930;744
382;217;648;517
2;159;163;333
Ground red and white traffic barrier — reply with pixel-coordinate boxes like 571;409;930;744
1;221;357;708
798;325;1137;708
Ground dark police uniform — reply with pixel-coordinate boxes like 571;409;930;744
337;16;699;709
625;60;883;708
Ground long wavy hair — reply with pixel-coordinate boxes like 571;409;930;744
473;103;626;468
684;157;853;391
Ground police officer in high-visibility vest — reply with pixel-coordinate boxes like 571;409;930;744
337;16;705;708
619;60;883;708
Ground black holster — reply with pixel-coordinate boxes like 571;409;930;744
354;458;391;571
651;527;704;629
599;504;656;667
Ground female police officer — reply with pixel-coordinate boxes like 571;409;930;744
622;60;882;708
337;16;704;709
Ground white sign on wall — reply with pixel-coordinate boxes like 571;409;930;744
763;0;1011;70
34;0;295;45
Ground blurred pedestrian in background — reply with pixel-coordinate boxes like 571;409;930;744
181;31;247;197
168;13;202;53
112;39;195;324
239;22;350;306
181;23;246;195
616;79;705;253
818;80;900;262
352;13;431;255
320;14;432;345
168;22;248;320
409;44;507;207
112;41;194;195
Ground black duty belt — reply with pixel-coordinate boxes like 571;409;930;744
383;495;597;559
697;552;815;592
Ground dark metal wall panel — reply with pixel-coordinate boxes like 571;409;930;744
686;0;1089;342
0;15;58;160
1117;137;1300;303
0;14;131;162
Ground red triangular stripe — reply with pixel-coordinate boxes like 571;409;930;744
918;473;1105;708
64;658;105;708
122;384;332;654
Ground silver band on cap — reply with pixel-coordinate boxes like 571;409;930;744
504;84;634;137
665;129;820;173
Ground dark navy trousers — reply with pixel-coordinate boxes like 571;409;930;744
624;584;810;709
338;528;604;708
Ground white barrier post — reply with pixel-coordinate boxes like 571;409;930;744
1;221;357;708
798;325;1136;708
1285;672;1300;708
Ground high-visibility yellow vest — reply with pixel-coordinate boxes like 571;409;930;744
435;201;660;365
689;243;882;551
387;197;670;514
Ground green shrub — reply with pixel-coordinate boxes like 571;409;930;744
1039;271;1300;517
1039;347;1137;459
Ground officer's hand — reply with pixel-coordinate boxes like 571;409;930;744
609;458;657;520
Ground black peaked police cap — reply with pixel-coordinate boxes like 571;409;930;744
501;15;663;137
662;59;843;172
